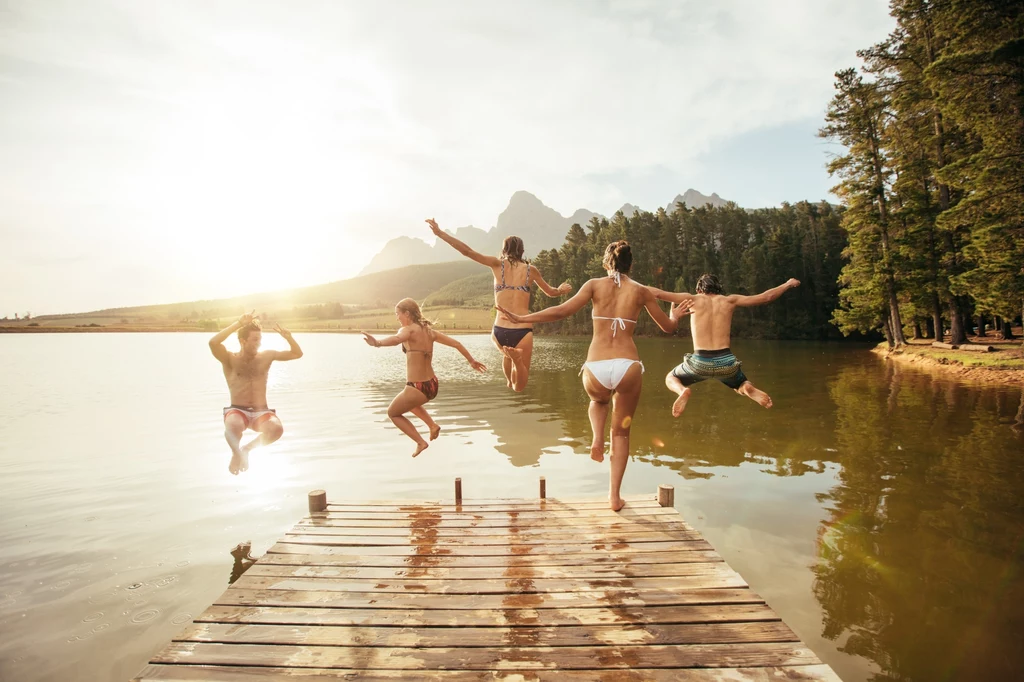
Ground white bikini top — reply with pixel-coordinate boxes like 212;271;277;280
593;271;637;336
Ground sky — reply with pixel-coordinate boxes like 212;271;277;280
0;0;895;315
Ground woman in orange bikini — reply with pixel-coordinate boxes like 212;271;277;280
362;298;487;457
427;218;572;392
498;241;689;510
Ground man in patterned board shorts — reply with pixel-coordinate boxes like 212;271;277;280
651;274;800;417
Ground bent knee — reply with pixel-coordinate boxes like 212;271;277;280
387;408;405;420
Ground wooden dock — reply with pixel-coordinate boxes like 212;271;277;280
133;482;840;681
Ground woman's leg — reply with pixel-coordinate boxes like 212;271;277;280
505;333;535;392
387;385;431;456
608;363;644;511
410;405;441;440
582;369;613;463
492;333;514;388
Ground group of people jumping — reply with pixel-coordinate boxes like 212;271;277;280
210;218;800;510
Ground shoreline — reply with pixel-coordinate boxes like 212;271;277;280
872;339;1024;386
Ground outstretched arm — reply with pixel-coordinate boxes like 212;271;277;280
730;278;800;308
529;265;573;298
642;287;690;334
361;325;412;348
497;280;594;324
650;287;695;306
432;330;487;372
209;311;254;362
426;218;500;267
269;323;303;360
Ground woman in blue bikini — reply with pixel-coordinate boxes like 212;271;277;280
427;218;572;392
363;298;487;457
498;241;689;511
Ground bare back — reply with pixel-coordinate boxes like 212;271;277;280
688;294;737;350
221;353;274;408
491;259;532;329
587;277;650;362
402;323;436;382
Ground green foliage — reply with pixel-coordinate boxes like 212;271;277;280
530;202;848;340
423;273;495;307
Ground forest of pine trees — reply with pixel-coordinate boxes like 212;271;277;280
531;2;1022;345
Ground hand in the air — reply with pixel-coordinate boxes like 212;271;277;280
787;278;801;289
238;310;257;326
272;322;292;336
361;331;379;347
557;282;573;295
670;301;693;321
425;218;442;236
469;359;487;373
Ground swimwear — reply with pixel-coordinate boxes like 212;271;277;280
402;342;432;360
223;405;277;429
492;325;533;348
581;359;644;391
494;260;531;293
670;348;748;390
591;272;637;337
407;376;439;401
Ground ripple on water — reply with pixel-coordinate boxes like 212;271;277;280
171;612;192;625
130;608;160;625
50;580;71;590
82;611;103;623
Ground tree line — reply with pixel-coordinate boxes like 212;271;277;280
820;0;1023;346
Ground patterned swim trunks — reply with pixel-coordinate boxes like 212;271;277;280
670;348;748;390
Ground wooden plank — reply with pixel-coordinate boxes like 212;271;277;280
294;518;694;534
263;544;716;566
281;530;704;547
151;641;822;670
194;603;783;628
135;663;843;681
215;586;762;611
324;495;656;508
230;569;747;595
298;514;688;530
287;526;697;541
267;539;714;558
176;621;799;648
246;559;726;580
310;506;678;521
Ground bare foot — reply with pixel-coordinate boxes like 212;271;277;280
228;446;244;475
739;382;773;408
609;496;625;512
590;441;605;463
429;424;441;441
671;387;692;417
412;441;429;457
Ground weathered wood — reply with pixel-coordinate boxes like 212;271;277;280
539;476;546;499
176;621;799;648
455;478;463;504
215;586;761;611
135;495;838;681
194;603;784;627
135;663;844;681
958;343;996;352
325;494;652;507
306;490;327;514
152;641;822;670
246;558;726;580
932;341;958;349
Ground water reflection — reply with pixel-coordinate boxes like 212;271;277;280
228;542;257;585
815;362;1024;681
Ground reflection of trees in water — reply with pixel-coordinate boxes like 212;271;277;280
816;363;1024;681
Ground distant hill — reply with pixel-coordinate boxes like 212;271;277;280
423;272;495;308
362;189;731;274
39;261;483;322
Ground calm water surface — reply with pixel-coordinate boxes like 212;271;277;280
1;333;1022;681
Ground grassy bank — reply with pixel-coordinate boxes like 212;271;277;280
873;335;1024;385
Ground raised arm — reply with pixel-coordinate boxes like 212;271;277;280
269;323;303;361
362;325;412;348
529;265;573;298
432;330;487;372
497;280;595;324
729;278;800;308
650;287;695;307
642;287;690;334
426;218;500;267
209;312;253;363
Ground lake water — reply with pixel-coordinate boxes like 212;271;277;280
1;333;1022;681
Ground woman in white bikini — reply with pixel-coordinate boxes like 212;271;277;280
362;298;487;457
498;241;689;511
426;218;572;392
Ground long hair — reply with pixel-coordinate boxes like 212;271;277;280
396;298;434;328
695;273;723;295
602;240;632;274
500;236;526;265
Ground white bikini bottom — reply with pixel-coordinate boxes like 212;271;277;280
580;359;644;391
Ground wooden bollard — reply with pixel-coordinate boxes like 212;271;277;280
657;484;675;508
455;478;462;505
308;489;327;513
539;476;546;499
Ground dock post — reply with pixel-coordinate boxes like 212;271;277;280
657;484;675;507
539;476;546;499
455;477;462;505
308;489;327;513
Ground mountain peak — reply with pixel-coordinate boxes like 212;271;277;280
508;190;544;207
667;189;729;211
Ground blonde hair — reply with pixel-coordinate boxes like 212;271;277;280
396;298;433;328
